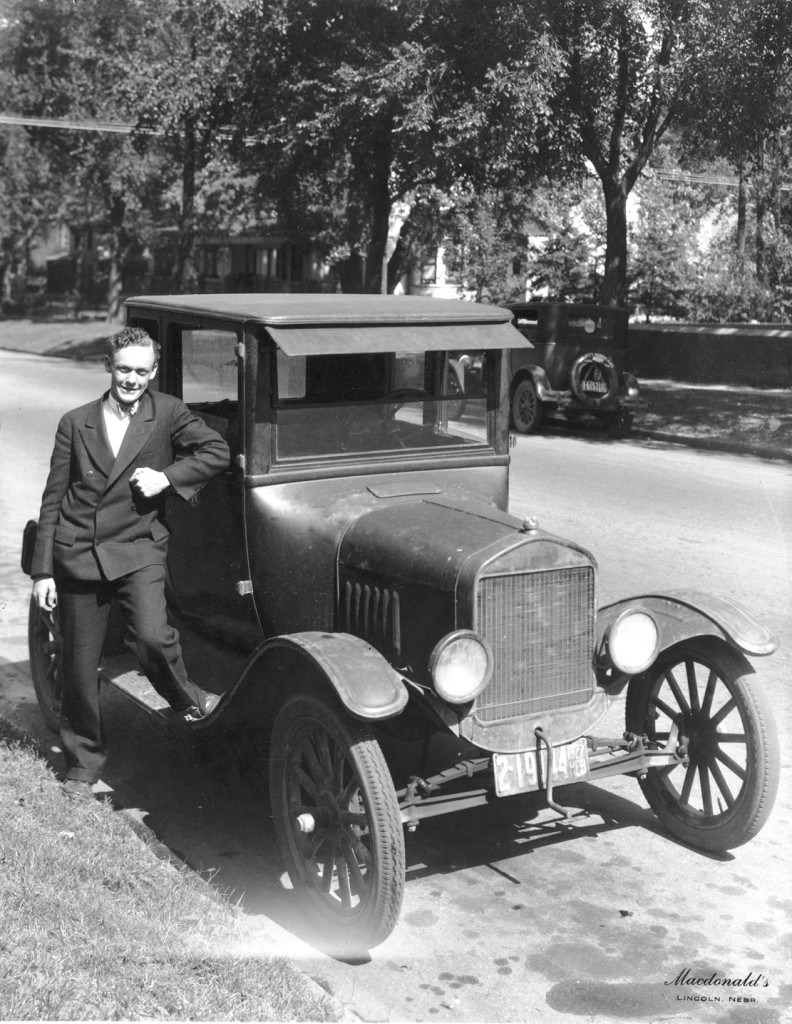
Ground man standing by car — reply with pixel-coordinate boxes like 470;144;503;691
29;326;230;799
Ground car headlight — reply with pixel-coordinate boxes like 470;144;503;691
607;610;660;674
429;631;493;704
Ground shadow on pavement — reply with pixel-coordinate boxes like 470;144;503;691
2;663;735;964
81;683;722;958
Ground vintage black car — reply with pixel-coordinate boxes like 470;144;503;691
507;301;643;435
25;294;779;953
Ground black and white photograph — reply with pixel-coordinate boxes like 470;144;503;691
0;1;790;1022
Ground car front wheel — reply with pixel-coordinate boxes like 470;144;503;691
626;643;779;852
28;595;63;731
269;688;405;953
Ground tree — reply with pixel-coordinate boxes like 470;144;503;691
629;148;704;319
1;0;167;318
442;191;531;303
679;0;792;277
528;0;711;307
0;127;61;310
226;0;560;293
2;0;242;314
129;0;243;293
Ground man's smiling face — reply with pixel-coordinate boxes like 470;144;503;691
104;344;158;406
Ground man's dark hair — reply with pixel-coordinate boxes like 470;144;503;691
106;326;161;361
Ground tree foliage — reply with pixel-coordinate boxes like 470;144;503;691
1;0;789;319
442;190;531;304
225;0;560;292
522;0;712;306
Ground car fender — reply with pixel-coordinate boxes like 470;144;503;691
620;370;641;399
513;365;554;401
235;631;409;721
596;590;778;692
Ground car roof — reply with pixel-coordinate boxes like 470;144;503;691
125;293;533;355
127;293;513;325
507;300;628;316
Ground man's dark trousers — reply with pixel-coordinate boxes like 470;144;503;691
58;564;203;783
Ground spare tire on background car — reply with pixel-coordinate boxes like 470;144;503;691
569;352;619;406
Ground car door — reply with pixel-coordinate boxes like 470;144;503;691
160;319;262;645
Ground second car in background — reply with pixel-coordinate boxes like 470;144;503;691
507;301;643;436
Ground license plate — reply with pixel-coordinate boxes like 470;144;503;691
582;380;608;393
493;737;589;797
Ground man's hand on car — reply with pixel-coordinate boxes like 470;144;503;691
130;467;170;498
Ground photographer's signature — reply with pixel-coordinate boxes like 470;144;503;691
665;967;769;1004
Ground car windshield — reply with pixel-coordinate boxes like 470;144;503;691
273;350;490;460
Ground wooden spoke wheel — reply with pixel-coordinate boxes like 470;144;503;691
28;596;63;731
269;689;405;952
626;643;779;851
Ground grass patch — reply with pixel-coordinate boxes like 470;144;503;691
638;383;792;452
0;722;338;1021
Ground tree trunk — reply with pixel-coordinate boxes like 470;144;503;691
335;253;365;293
387;227;409;294
600;177;628;307
755;138;766;282
175;116;197;293
736;158;746;258
362;118;393;294
106;194;126;323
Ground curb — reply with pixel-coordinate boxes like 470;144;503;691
632;427;792;464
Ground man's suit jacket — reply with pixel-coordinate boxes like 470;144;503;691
31;389;231;582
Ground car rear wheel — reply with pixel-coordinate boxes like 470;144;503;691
269;688;405;953
511;378;543;433
605;410;634;438
28;596;63;731
626;643;779;851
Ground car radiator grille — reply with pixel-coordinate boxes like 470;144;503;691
474;567;595;722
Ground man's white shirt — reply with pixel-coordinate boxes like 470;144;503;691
103;395;140;457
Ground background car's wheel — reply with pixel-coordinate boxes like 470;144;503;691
626;643;779;852
511;378;543;433
269;688;405;952
28;595;63;731
605;410;634;438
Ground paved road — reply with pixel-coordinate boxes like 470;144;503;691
1;351;790;1024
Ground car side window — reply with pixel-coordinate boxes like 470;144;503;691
176;327;240;449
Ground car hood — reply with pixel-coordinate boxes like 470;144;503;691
338;496;591;596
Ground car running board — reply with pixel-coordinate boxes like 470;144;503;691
98;654;223;724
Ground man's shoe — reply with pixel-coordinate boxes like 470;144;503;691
62;779;95;800
180;692;222;723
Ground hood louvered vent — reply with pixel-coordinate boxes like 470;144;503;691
343;580;402;657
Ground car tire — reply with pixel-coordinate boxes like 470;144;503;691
511;378;543;433
28;595;63;732
605;410;634;438
626;642;779;852
269;688;405;953
570;353;619;407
